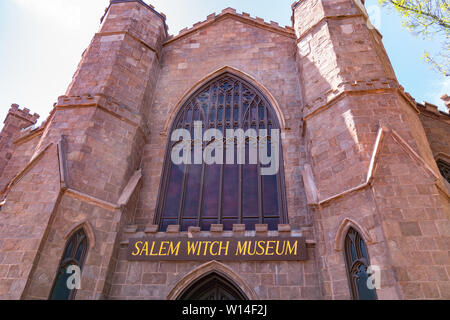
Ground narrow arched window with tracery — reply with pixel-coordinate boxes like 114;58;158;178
155;73;287;231
49;229;88;300
344;228;377;300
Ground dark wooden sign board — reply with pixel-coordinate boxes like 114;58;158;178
127;237;308;261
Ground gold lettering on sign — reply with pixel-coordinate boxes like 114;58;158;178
128;237;307;261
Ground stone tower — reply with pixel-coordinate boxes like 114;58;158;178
0;105;39;179
294;0;449;299
0;0;448;300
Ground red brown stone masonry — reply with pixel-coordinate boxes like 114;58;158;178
0;0;448;300
0;105;39;181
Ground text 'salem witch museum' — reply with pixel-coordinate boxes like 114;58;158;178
0;0;449;300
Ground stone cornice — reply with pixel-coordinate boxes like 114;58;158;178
302;127;449;207
95;31;161;62
55;93;150;142
416;102;450;124
302;78;420;121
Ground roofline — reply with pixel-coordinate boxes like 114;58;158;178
164;9;295;46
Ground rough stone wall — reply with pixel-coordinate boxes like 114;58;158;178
107;235;320;300
0;105;39;181
0;144;60;299
418;105;450;160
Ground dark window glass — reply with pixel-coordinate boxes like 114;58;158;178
156;74;287;231
49;229;88;300
202;164;221;218
183;164;202;218
437;159;450;183
344;228;377;300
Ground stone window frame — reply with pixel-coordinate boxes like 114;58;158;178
154;72;288;232
436;158;450;184
343;227;377;300
49;228;89;300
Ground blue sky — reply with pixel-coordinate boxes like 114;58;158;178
0;0;448;129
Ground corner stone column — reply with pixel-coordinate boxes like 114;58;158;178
40;0;167;204
294;0;450;299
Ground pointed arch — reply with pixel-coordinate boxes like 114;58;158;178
335;218;373;252
167;261;258;300
162;66;286;134
155;69;289;231
50;227;89;300
64;220;96;249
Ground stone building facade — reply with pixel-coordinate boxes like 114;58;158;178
0;0;449;300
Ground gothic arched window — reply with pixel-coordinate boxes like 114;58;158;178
178;273;248;300
344;228;377;300
437;159;450;183
156;73;287;232
49;229;88;300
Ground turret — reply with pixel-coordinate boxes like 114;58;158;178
0;104;39;176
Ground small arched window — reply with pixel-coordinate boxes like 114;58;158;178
49;229;88;300
437;159;450;183
155;73;287;232
344;228;377;300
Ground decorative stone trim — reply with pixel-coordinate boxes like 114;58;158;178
164;8;295;46
1;142;54;196
55;93;150;141
210;224;224;233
